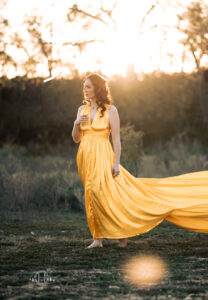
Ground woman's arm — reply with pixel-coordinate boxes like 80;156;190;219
109;105;121;165
72;105;84;143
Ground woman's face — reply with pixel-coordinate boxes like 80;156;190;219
83;78;95;100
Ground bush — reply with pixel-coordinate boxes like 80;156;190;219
119;123;144;176
0;143;84;212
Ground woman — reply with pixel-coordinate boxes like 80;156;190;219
72;73;208;249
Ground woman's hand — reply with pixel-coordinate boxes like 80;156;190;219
112;163;120;178
74;114;88;126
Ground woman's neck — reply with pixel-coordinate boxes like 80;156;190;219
90;99;98;108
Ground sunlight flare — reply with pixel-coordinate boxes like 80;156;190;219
121;254;168;288
2;0;205;77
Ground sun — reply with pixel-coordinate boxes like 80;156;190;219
2;0;196;78
75;0;193;78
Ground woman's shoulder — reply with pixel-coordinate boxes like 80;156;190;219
108;104;116;110
78;104;86;110
108;104;118;113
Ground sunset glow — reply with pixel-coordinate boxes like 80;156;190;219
1;0;208;78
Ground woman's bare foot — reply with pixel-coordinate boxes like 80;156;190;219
86;239;103;249
118;238;128;248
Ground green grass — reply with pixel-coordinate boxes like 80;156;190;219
0;211;207;299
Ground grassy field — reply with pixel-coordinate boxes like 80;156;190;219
0;210;207;300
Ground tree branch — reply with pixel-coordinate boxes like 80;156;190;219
67;2;117;30
138;0;159;36
63;39;105;52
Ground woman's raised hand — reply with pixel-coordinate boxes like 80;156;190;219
75;114;88;126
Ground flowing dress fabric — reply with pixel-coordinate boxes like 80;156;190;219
76;103;208;239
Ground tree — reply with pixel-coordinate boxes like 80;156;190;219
177;1;208;125
177;1;208;72
24;15;61;78
0;18;16;74
67;1;118;31
0;0;16;75
11;32;38;77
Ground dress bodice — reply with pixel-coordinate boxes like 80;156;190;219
80;103;111;139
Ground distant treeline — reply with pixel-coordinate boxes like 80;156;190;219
0;71;208;149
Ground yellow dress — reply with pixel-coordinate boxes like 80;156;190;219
76;103;208;239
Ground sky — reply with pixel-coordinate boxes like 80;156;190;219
1;0;208;78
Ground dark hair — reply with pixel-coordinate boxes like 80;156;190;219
82;73;113;118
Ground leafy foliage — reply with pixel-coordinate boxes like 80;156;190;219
1;71;208;151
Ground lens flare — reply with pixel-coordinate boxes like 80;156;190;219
43;76;54;83
121;254;168;288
